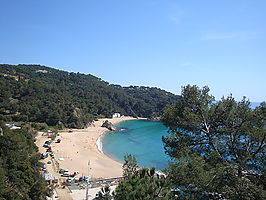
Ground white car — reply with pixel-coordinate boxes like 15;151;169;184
53;176;59;183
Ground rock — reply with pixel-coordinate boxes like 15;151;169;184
150;116;160;121
73;108;82;118
0;127;3;136
72;108;91;129
101;120;116;131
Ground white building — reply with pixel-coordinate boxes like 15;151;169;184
5;124;21;129
112;113;121;118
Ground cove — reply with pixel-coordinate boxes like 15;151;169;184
102;120;170;170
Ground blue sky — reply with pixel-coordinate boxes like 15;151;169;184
0;0;265;102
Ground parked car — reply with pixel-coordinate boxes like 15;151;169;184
43;143;50;148
62;169;70;176
40;163;46;170
66;177;72;183
45;140;52;144
63;172;70;176
41;152;49;159
53;176;59;183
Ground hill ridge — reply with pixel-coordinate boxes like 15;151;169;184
0;64;180;128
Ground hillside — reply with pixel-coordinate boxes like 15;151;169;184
0;122;51;199
0;64;180;128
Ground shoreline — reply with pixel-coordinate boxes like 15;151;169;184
36;117;136;180
96;133;104;154
95;118;134;164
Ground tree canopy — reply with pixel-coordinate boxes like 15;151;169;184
161;85;266;199
0;122;51;200
0;64;180;128
114;168;174;200
122;154;138;177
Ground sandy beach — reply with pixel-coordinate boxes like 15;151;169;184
36;117;135;180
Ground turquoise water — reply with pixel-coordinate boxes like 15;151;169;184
102;120;170;170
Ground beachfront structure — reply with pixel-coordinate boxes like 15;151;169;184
112;113;121;118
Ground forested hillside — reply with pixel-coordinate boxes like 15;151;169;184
0;122;51;199
0;64;180;128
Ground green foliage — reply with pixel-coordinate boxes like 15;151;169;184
30;122;48;131
0;64;179;128
94;186;112;200
122;154;138;177
114;168;174;200
0;122;50;199
161;85;266;199
122;85;180;118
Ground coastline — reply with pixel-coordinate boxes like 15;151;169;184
95;117;137;161
96;134;104;153
36;117;135;180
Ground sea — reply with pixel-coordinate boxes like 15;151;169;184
102;120;170;170
101;102;262;171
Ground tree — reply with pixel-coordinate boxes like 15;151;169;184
0;122;51;199
94;186;112;200
114;168;174;200
96;155;174;200
161;85;266;199
122;154;138;177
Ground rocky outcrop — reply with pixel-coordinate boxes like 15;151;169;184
72;107;91;129
73;108;82;119
150;116;160;121
101;120;116;131
150;112;160;121
74;122;91;129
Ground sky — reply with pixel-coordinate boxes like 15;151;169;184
0;0;265;102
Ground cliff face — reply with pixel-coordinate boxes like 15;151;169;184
72;108;91;129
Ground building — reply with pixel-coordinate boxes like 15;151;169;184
112;113;121;118
5;124;21;129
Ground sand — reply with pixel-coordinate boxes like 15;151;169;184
36;117;135;180
35;117;136;200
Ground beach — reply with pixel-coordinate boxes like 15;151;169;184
36;117;135;180
35;117;136;199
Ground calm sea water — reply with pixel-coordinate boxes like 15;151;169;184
102;120;170;170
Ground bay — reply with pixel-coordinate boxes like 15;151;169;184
102;120;170;170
